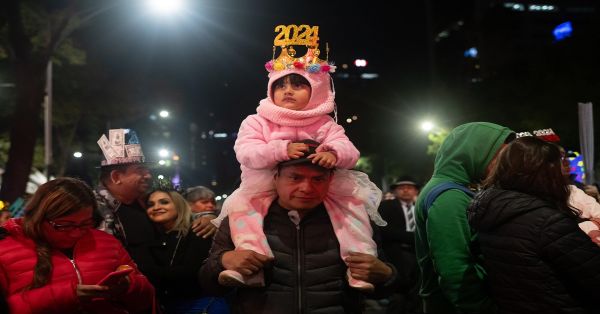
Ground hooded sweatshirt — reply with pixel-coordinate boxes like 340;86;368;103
414;122;513;314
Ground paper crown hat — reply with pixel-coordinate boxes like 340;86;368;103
264;24;336;74
97;129;148;167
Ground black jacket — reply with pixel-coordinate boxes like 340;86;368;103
378;199;417;292
468;188;600;314
199;201;398;314
142;229;212;303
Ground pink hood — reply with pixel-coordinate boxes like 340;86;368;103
257;68;336;127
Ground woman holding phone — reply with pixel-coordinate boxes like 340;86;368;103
0;177;155;313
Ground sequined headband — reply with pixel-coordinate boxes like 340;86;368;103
265;24;336;74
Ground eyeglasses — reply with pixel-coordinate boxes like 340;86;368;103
47;219;96;232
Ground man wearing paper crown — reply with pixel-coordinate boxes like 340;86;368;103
204;25;397;312
95;129;158;269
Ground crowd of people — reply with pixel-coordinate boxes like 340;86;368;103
2;25;600;314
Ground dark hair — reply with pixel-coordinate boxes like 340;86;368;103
271;74;311;96
484;136;576;216
99;164;130;186
276;162;334;176
22;177;97;290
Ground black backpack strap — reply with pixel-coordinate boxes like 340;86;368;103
423;182;475;219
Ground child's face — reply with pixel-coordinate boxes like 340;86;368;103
272;77;311;110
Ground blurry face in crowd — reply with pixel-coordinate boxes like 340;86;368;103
115;164;152;200
0;211;10;224
394;185;419;203
272;76;312;111
190;199;216;213
559;147;571;176
147;191;178;230
275;165;332;215
42;207;95;249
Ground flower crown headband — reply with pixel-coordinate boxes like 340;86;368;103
265;24;336;74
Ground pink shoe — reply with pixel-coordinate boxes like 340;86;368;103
218;269;265;287
347;270;374;292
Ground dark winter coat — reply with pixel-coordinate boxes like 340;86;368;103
378;199;417;292
0;218;155;313
468;188;600;314
199;201;398;314
142;228;212;305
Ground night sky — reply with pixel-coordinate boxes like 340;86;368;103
51;0;600;192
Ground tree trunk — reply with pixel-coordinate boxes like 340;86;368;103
0;60;47;202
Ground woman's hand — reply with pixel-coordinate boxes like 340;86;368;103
76;284;110;301
77;276;130;301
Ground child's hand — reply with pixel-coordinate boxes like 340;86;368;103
308;151;337;168
287;143;308;159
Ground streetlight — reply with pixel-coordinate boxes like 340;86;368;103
159;110;169;118
73;152;83;158
145;0;185;16
158;148;170;158
354;59;367;67
421;121;435;132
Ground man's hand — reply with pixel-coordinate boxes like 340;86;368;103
221;250;273;275
287;143;308;159
345;252;393;285
308;151;337;168
192;215;218;238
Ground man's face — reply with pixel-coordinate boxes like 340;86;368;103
394;185;418;203
42;206;95;249
116;164;152;199
274;164;332;213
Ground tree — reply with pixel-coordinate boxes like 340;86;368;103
426;128;449;156
0;1;106;202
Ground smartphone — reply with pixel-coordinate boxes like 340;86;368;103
97;268;134;286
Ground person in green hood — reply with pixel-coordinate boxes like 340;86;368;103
414;122;515;314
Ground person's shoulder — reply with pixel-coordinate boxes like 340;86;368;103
378;199;398;211
428;187;473;214
242;114;265;124
436;187;472;201
313;115;337;126
380;199;397;206
90;229;121;243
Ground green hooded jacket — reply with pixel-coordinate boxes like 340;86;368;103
414;122;513;314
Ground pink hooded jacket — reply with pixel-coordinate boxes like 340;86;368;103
235;68;359;180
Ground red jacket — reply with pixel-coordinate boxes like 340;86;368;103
0;218;155;313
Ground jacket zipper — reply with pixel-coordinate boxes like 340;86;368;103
69;259;82;284
296;223;303;314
